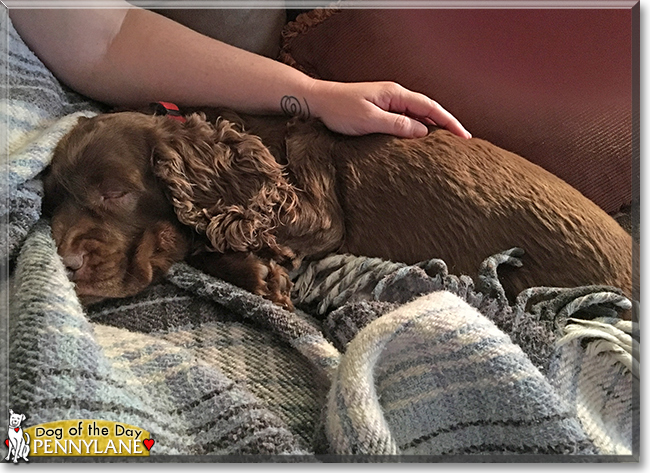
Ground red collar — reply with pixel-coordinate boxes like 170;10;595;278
152;101;186;123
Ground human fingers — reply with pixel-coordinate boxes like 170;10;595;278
363;107;430;138
375;83;472;139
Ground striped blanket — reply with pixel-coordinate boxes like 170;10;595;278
0;13;639;461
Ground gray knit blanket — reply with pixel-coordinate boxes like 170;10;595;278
1;15;638;461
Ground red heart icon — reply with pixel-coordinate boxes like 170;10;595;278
4;439;8;447
143;439;154;451
14;428;19;432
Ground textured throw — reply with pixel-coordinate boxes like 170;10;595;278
1;14;638;461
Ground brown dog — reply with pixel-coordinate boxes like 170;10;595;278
43;108;633;312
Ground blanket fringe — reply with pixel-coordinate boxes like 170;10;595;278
291;254;405;315
558;318;638;376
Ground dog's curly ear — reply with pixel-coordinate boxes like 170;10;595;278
128;221;190;291
151;114;297;260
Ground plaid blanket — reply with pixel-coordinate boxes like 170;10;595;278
0;14;639;461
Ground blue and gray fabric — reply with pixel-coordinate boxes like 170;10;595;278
0;13;638;461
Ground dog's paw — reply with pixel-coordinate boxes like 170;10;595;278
188;251;295;311
255;260;294;311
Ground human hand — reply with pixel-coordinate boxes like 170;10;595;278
306;80;471;139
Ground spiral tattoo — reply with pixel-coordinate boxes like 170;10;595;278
280;95;310;119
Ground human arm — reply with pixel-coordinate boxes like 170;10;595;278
9;6;470;138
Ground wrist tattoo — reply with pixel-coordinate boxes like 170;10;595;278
280;96;310;119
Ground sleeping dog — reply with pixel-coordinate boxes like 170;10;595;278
43;108;633;313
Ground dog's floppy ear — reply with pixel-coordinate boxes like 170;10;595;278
21;414;25;422
126;221;190;294
151;113;297;260
9;409;13;415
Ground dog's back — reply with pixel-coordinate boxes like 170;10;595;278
289;122;633;301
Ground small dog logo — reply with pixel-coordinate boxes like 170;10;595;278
4;409;30;463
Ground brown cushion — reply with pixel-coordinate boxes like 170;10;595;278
151;8;287;58
282;9;633;214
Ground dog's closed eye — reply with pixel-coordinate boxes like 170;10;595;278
99;190;131;206
97;190;138;213
101;190;128;200
95;177;143;211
